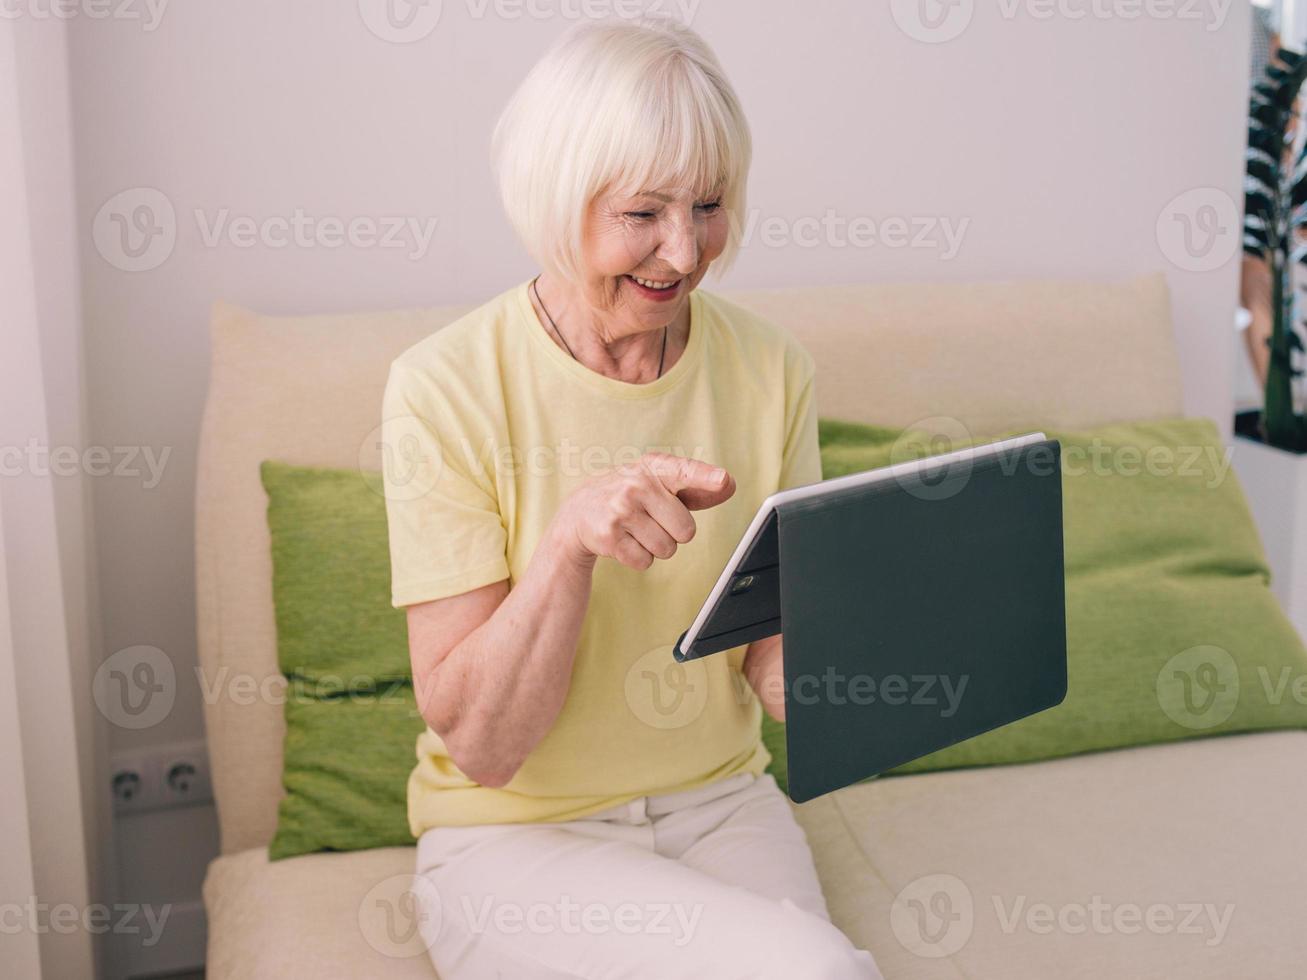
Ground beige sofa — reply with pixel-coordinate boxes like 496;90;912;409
198;273;1307;979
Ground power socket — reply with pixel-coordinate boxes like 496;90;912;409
111;739;213;816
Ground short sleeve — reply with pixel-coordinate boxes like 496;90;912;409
777;347;822;492
379;360;510;608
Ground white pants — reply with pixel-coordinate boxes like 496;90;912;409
412;770;884;979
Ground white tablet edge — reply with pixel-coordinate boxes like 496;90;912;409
679;431;1049;655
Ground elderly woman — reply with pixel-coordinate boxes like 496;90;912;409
381;16;883;980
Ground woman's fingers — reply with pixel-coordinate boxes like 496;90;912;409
611;529;655;570
638;480;697;544
622;508;680;561
641;453;736;511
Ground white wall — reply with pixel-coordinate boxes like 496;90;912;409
68;0;1251;732
2;15;104;979
56;1;1251;974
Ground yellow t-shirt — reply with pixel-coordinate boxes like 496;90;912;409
381;278;822;834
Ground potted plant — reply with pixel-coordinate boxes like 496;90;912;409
1237;44;1307;637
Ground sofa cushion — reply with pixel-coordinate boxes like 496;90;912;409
203;731;1307;979
260;460;426;859
203;845;439;979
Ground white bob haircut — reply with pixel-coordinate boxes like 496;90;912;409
491;15;752;285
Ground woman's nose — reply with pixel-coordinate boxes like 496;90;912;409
657;214;700;274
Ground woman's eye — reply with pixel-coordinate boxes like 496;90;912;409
625;211;656;220
696;200;723;213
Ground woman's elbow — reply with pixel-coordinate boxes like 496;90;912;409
437;714;522;788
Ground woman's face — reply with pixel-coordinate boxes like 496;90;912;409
576;183;729;338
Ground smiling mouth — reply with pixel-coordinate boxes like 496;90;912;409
626;274;682;291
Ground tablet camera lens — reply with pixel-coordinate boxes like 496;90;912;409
730;574;755;595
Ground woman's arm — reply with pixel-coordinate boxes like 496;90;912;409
407;519;596;788
743;634;786;723
407;453;736;788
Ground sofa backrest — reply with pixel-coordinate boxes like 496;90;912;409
196;272;1182;855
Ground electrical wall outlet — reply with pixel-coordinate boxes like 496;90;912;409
160;747;211;807
110;766;153;814
110;739;213;816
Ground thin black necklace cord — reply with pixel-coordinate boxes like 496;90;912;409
531;275;668;380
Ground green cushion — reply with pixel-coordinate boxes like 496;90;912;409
262;415;1307;856
760;416;1307;794
261;462;426;859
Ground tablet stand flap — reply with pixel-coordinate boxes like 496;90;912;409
773;439;1068;804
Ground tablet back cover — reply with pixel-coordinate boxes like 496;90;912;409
775;439;1068;803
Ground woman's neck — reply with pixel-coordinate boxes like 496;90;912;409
529;274;689;384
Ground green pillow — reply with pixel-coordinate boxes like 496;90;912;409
761;416;1307;793
261;462;426;859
